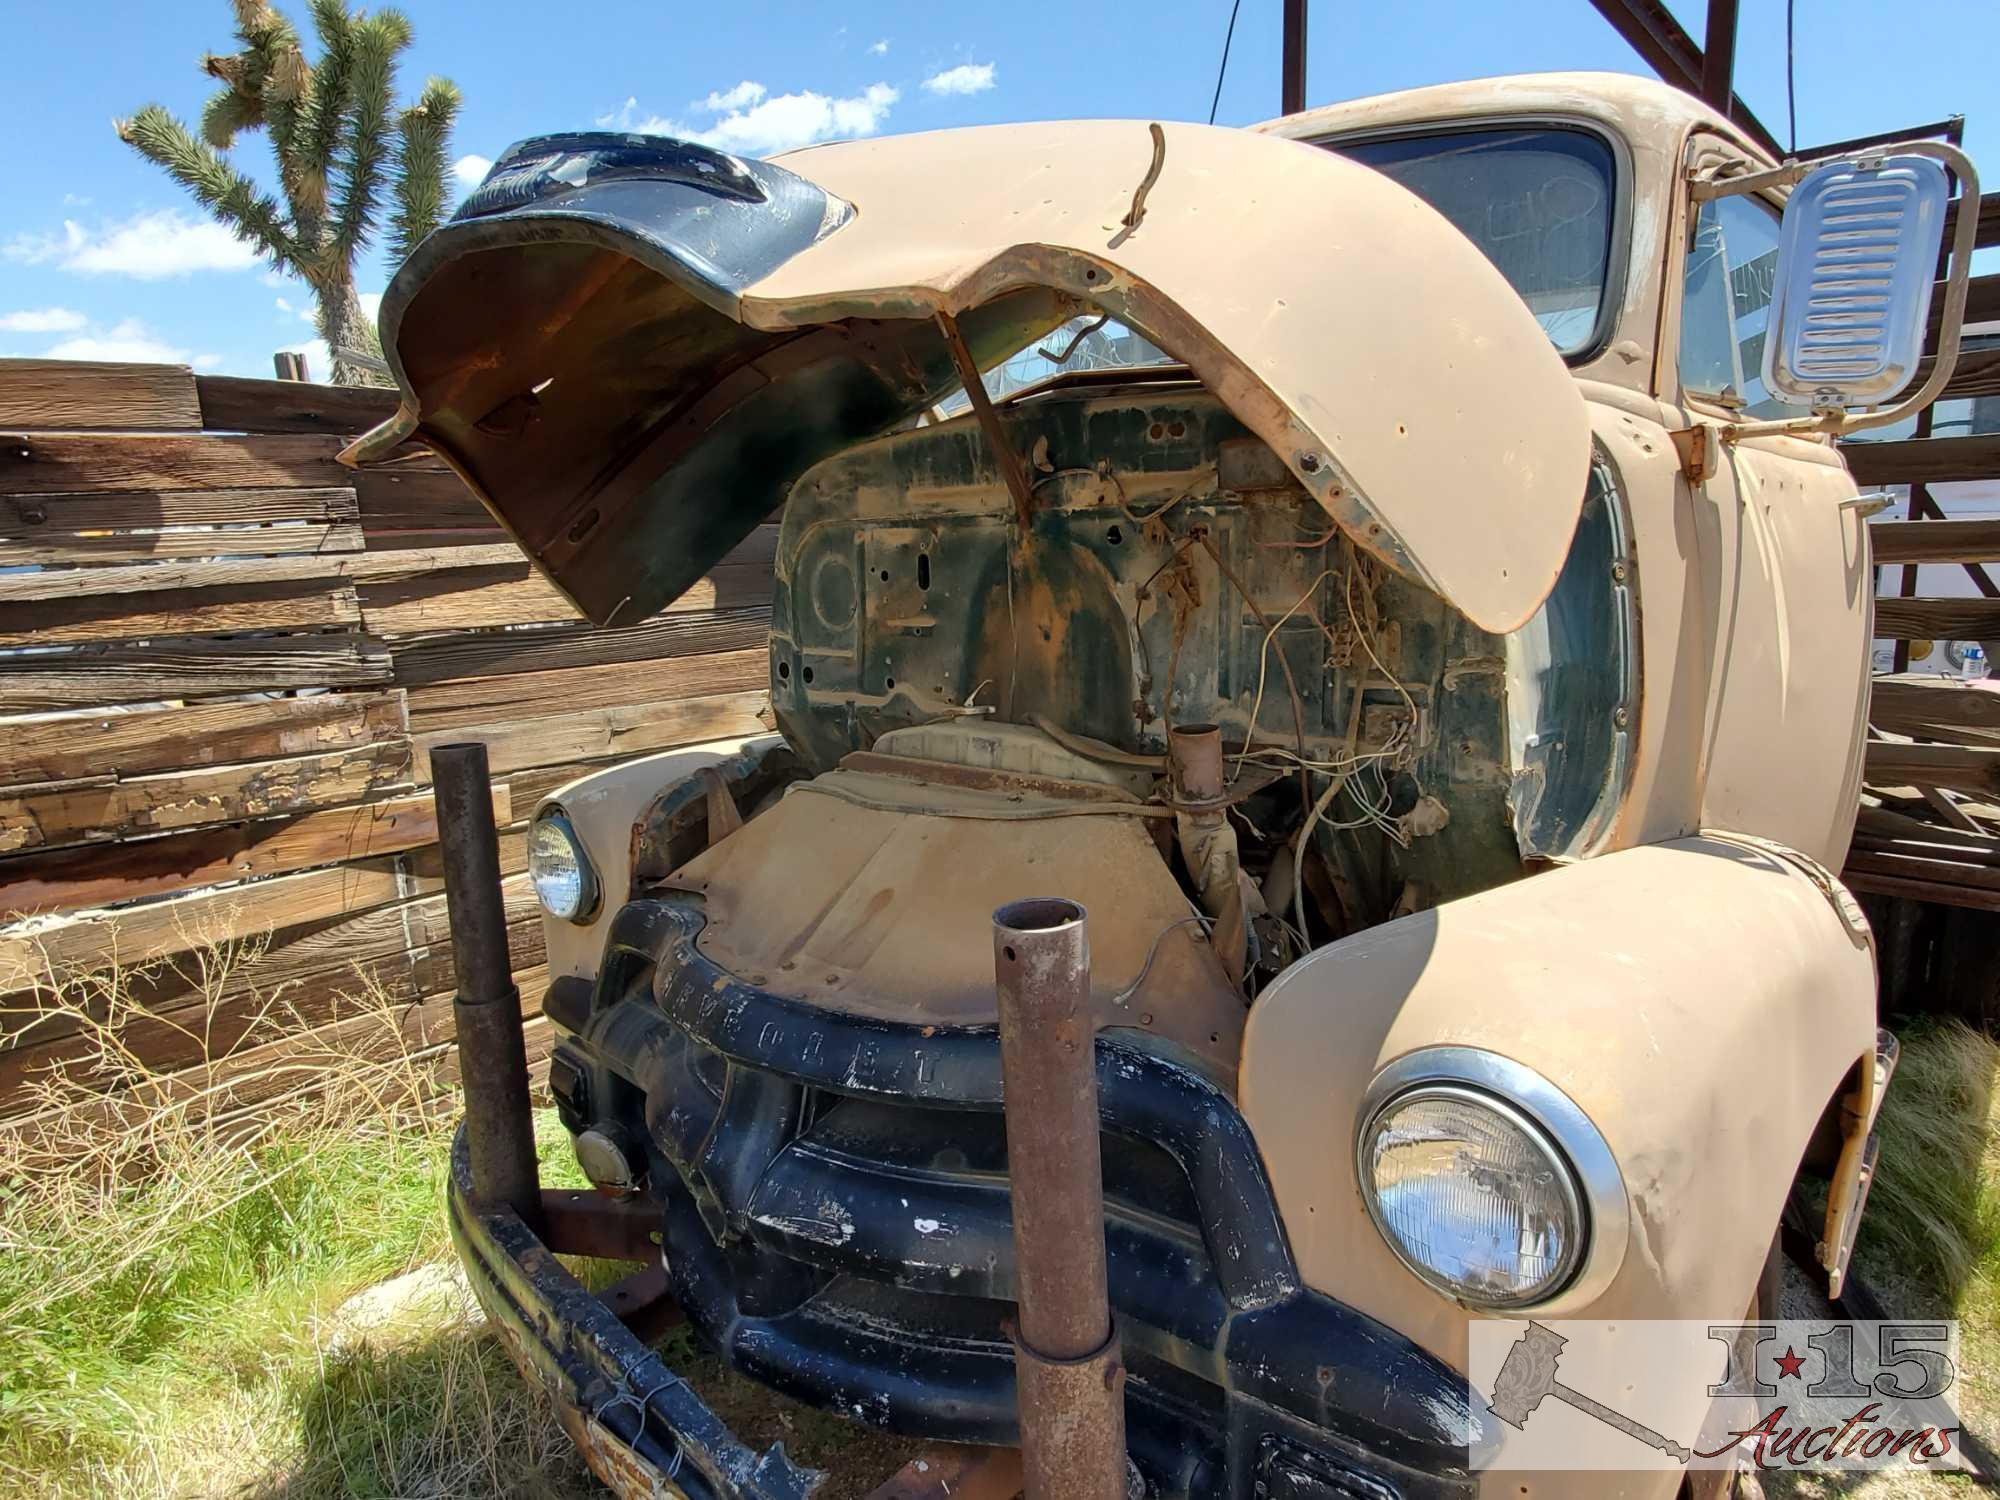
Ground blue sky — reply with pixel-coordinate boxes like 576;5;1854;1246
2;0;1993;380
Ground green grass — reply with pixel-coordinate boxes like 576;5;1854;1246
2;966;1995;1498
0;1096;595;1500
1861;1018;2000;1324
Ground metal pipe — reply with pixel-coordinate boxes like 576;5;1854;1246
433;741;541;1228
1280;0;1308;116
992;897;1127;1500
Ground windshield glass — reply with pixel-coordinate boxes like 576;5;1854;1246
1330;127;1618;357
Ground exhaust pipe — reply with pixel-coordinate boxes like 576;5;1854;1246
433;741;541;1229
992;897;1129;1500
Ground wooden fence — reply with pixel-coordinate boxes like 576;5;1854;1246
0;357;773;1137
1839;188;2000;1019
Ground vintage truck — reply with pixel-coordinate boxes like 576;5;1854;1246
348;70;1979;1500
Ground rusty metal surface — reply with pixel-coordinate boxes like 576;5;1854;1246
435;742;541;1227
993;897;1128;1500
1011;1334;1128;1500
937;310;1038;532
666;741;1244;1073
1167;723;1255;985
540;1187;659;1262
861;1446;1024;1500
835;751;1141;805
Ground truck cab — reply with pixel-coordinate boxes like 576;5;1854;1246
353;71;1975;1500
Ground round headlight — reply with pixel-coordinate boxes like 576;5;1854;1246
527;809;598;923
1358;1084;1584;1309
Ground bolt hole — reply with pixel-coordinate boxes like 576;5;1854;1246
1003;945;1016;962
879;568;890;582
777;660;790;680
916;553;931;590
885;675;895;688
1107;525;1123;546
802;666;815;684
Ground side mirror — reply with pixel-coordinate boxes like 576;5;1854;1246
1762;153;1950;407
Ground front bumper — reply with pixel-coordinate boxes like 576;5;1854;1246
447;1129;829;1500
455;897;1483;1499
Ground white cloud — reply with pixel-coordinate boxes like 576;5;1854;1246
0;307;87;334
695;81;767;113
193;354;224;371
922;63;996;97
359;291;383;324
274;296;293;313
453;153;492;187
46;317;188;363
868;38;889;55
61;193;91;208
608;81;900;158
6;209;260;279
596;96;637;128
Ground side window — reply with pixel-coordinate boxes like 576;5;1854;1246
1679;195;1802;418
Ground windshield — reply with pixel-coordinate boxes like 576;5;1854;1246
1330;126;1618;357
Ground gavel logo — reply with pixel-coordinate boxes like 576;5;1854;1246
1488;1321;1693;1464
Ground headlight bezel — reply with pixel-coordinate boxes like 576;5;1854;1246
527;806;600;925
1355;1047;1629;1314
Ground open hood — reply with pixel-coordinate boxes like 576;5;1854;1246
347;121;1592;634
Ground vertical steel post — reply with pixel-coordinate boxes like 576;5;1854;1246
1281;0;1308;116
1699;0;1739;116
993;897;1127;1500
433;741;541;1228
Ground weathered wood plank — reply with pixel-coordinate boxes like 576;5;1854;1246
414;688;772;779
0;360;201;431
195;374;400;435
0;971;550;1135
0;691;405;786
0;579;361;647
1;874;538;1051
0;432;346;494
1927;273;2000;343
1917;343;2000;403
1843;435;2000;487
0;783;506;916
0;943;547;1118
0;519;364;564
0;486;355;539
1870;518;2000;566
361;560;769;634
406;646;769;731
353;465;492;530
389;605;769;686
1864;739;2000;798
0;532;775;602
1873;596;2000;640
0;742;414;857
0;633;393;711
0;544;521;604
0;857;416;990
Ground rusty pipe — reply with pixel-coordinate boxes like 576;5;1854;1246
992;897;1128;1500
434;741;541;1229
1168;723;1252;985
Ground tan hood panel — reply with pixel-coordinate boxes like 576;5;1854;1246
358;122;1592;634
755;121;1594;632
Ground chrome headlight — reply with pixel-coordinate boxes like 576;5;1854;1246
1356;1049;1627;1312
527;808;598;923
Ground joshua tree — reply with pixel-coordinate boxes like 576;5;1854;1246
116;1;459;385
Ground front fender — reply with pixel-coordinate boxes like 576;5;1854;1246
1240;836;1876;1370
